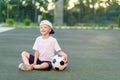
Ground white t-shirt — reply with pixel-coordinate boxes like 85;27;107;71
33;36;61;61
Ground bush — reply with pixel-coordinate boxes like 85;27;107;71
6;18;15;26
24;18;31;26
118;15;120;28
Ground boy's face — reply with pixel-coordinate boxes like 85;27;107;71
40;24;51;35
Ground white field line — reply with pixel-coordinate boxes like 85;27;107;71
0;27;15;33
54;26;120;30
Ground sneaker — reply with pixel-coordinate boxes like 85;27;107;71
18;63;33;71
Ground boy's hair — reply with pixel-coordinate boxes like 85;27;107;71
40;20;54;34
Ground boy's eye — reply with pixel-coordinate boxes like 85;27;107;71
44;27;48;28
40;24;49;29
40;27;48;29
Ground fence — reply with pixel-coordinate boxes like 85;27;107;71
0;0;120;26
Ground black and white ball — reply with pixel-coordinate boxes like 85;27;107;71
52;54;68;71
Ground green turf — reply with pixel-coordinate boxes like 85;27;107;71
0;29;120;80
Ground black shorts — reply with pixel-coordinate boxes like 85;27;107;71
29;54;52;70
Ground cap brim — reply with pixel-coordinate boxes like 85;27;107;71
50;29;55;34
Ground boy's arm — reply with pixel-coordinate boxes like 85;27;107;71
33;50;39;65
57;50;68;63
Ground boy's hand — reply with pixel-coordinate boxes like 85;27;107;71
32;62;36;66
57;50;68;63
64;55;68;63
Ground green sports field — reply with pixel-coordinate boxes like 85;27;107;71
0;28;120;80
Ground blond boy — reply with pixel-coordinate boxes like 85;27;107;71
19;20;68;71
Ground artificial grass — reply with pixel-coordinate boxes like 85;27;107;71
0;29;120;80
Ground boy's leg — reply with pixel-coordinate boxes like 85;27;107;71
19;51;34;71
33;62;52;70
21;51;30;65
33;63;49;69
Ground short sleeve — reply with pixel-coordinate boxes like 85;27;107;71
32;38;39;50
54;39;61;52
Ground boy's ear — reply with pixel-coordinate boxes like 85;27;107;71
49;28;52;33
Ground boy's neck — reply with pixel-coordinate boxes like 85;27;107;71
42;34;50;39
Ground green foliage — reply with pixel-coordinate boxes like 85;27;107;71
118;15;120;28
1;0;120;26
24;18;31;26
41;13;47;20
6;18;15;26
2;10;6;17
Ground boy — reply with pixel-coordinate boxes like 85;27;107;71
18;20;68;71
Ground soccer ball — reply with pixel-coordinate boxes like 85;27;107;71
52;54;68;71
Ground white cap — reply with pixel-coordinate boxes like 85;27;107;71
40;20;54;34
40;20;52;28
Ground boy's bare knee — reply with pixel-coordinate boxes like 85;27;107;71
21;51;28;57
